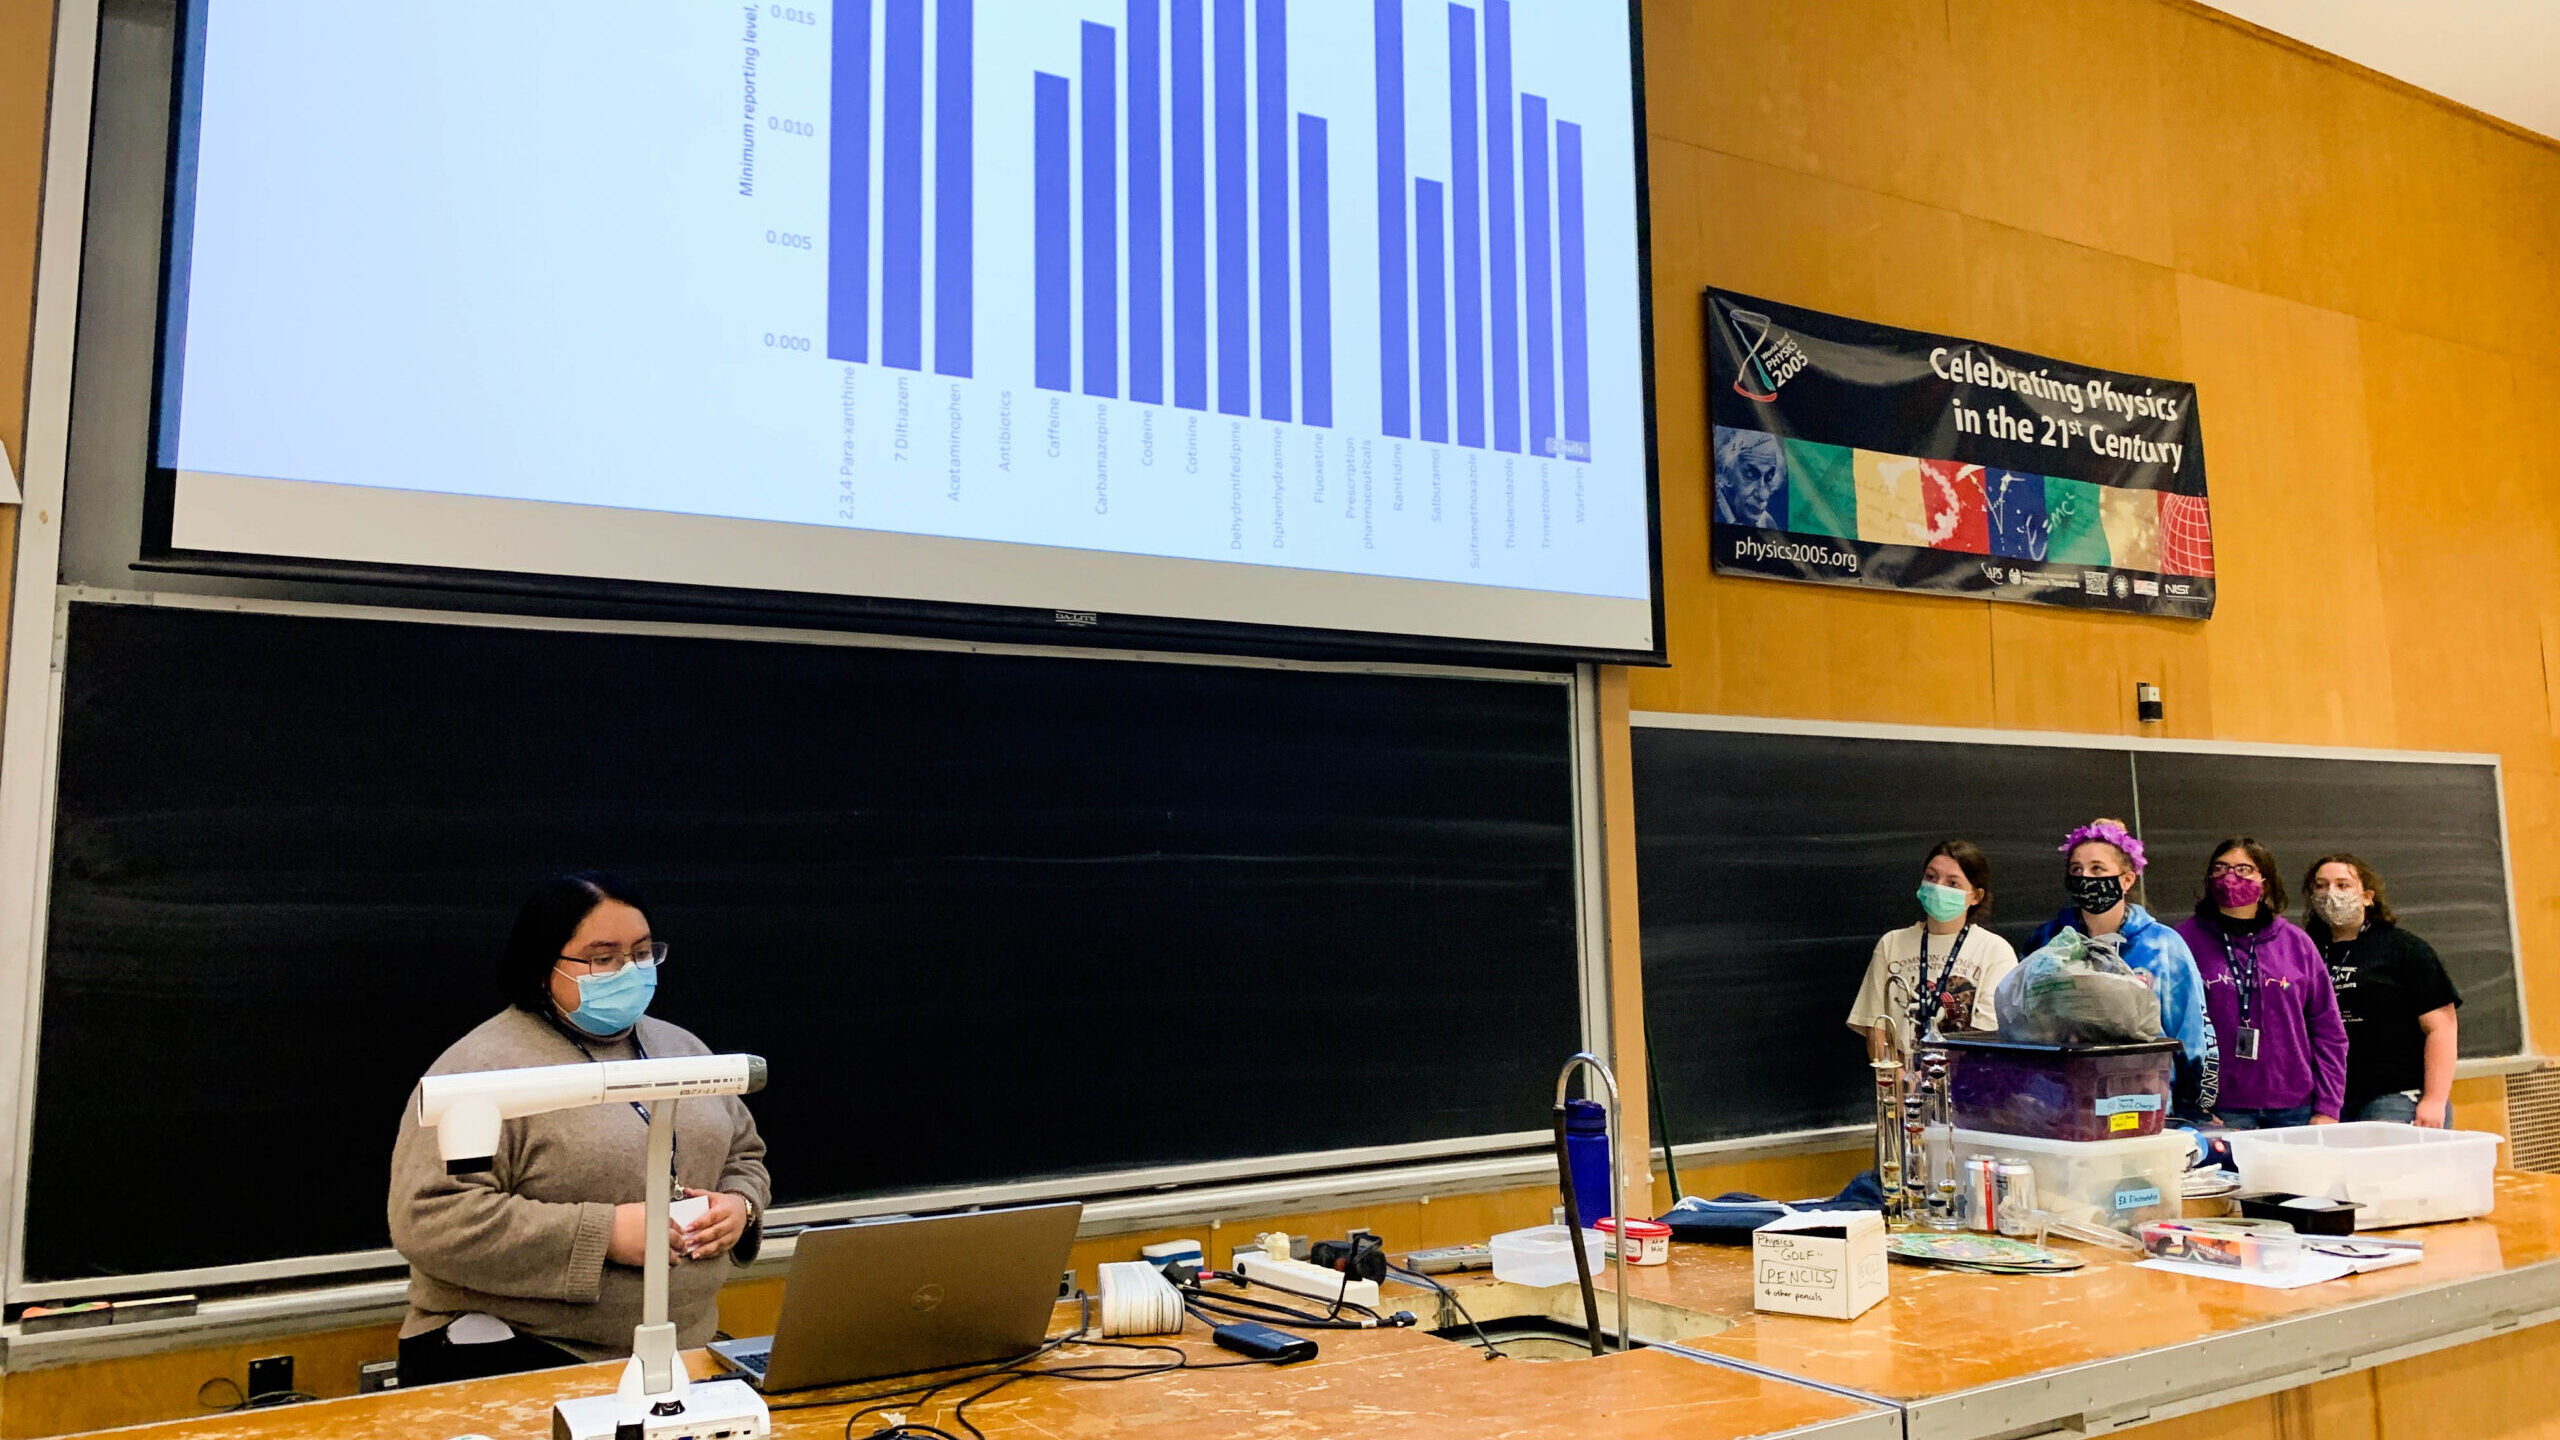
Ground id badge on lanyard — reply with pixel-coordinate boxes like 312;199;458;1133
2226;934;2261;1062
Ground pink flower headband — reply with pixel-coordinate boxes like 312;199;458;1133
2059;821;2146;873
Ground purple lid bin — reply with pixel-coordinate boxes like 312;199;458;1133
1943;1037;2179;1143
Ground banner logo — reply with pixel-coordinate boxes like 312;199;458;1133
1730;309;1810;401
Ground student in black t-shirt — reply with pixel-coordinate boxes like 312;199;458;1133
2301;854;2461;1126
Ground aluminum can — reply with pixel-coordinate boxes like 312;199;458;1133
1963;1155;1997;1231
1995;1162;2038;1236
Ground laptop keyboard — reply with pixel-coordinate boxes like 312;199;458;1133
731;1345;771;1378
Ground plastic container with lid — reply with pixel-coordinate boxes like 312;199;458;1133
1951;1126;2195;1234
1488;1225;1607;1287
1594;1216;1672;1265
1945;1038;2179;1142
2226;1122;2503;1229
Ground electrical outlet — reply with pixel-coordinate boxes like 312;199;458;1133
358;1359;401;1394
246;1354;293;1401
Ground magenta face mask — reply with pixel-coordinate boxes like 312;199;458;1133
2211;871;2266;909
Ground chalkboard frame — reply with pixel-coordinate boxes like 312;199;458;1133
0;589;1610;1305
1634;710;2533;1160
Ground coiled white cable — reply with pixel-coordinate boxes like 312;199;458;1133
1097;1260;1186;1337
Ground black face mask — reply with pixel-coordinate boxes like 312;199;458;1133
2066;873;2127;913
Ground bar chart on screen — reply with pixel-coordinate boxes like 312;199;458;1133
798;0;1647;596
158;0;1651;617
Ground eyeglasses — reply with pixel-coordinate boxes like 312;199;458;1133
2208;862;2262;880
555;941;669;978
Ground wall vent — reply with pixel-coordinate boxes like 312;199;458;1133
2508;1066;2560;1174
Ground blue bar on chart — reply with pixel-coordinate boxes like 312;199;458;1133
1171;0;1207;411
1416;178;1448;445
1484;1;1520;453
1214;0;1250;417
1297;114;1330;428
1371;0;1408;439
1446;5;1483;450
1082;22;1118;398
1255;0;1292;422
826;0;873;364
1520;94;1556;461
1557;119;1590;461
881;0;924;371
1128;0;1164;405
1033;73;1071;392
934;0;972;377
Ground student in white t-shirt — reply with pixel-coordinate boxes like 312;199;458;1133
1845;840;2021;1063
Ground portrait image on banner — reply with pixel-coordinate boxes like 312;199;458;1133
1706;289;2213;618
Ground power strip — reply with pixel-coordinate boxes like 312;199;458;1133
1235;1252;1381;1310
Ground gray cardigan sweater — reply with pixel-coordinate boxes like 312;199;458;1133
388;1007;772;1359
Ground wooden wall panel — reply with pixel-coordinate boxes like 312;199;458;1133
0;1323;402;1440
2172;276;2396;748
0;0;48;474
1;0;55;692
1633;0;2560;1065
2155;4;2560;370
1635;144;1991;725
1944;0;2178;268
2134;1372;2378;1440
1638;0;1962;207
2371;1320;2560;1439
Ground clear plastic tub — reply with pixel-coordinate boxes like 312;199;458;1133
2226;1122;2503;1229
1952;1127;2195;1234
1488;1225;1607;1287
1945;1038;2178;1142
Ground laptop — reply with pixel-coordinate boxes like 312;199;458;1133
710;1202;1083;1393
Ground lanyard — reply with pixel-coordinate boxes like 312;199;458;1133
1911;925;1971;1038
2219;929;2262;1027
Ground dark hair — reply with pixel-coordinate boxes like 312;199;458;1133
1922;839;1994;922
499;871;652;1014
2197;837;2287;921
2303;853;2398;926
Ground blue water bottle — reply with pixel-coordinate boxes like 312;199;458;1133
1563;1099;1613;1225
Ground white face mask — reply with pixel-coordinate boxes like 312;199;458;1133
2313;889;2366;927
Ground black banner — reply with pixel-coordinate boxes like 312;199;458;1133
1706;289;2213;618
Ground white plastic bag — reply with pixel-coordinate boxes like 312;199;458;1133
1995;927;2166;1045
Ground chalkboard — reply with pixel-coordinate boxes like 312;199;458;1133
1635;722;2526;1149
1635;727;2134;1143
28;602;1584;1284
2132;751;2522;1057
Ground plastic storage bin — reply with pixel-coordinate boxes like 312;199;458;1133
1488;1225;1607;1287
1946;1038;2178;1142
1951;1126;2194;1234
2226;1122;2503;1229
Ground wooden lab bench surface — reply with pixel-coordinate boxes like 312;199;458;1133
84;1321;1890;1440
1572;1170;2560;1437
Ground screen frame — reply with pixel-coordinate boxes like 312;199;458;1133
135;0;1669;668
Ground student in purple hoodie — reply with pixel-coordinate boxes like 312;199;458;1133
2171;838;2348;1128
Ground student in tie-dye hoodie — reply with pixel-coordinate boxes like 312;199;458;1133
2030;818;2221;1119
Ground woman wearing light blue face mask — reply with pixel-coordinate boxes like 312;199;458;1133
1847;840;2019;1063
388;872;770;1388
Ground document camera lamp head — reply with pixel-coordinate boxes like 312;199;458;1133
416;1054;768;1173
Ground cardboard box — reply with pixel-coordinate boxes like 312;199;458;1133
1752;1210;1889;1320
